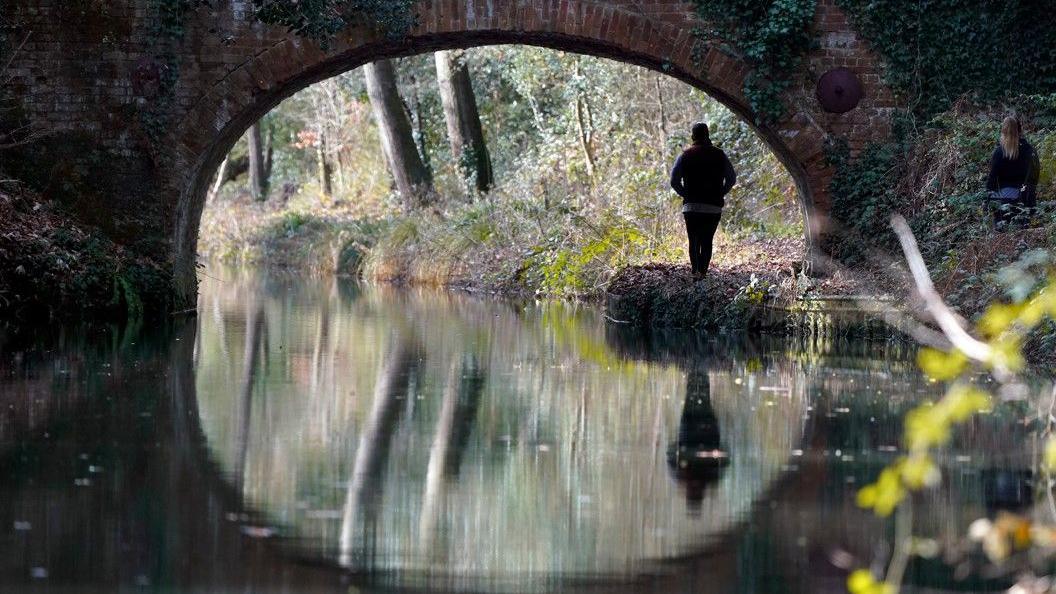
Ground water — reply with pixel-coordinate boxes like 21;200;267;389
0;271;1039;593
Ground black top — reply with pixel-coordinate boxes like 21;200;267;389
987;138;1039;192
670;142;737;207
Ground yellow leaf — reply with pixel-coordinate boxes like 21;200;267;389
1045;437;1056;471
872;466;907;517
917;348;968;381
1018;298;1046;328
904;405;951;451
988;338;1025;373
856;485;878;508
977;303;1021;337
847;569;877;594
901;455;940;490
943;386;991;422
1037;280;1056;317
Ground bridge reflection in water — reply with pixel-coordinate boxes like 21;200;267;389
0;271;1036;593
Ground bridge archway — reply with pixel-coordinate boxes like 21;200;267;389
166;0;894;302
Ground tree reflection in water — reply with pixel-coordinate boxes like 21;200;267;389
194;275;811;583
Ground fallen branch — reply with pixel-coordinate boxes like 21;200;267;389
890;214;994;365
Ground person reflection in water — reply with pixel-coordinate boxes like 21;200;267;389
667;368;730;510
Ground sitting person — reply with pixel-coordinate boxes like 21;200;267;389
987;115;1040;230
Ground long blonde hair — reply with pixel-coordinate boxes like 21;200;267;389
1001;116;1021;160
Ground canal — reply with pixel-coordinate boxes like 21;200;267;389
0;271;1033;593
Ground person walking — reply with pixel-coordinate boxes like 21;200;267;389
670;122;737;278
987;115;1040;230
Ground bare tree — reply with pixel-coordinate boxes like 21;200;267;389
363;59;433;210
435;50;494;194
316;128;334;197
572;59;597;182
246;122;271;201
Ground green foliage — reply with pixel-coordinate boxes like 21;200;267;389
251;0;416;45
690;0;816;123
534;225;647;296
826;95;1056;325
0;187;172;320
825;137;904;263
837;0;1056;118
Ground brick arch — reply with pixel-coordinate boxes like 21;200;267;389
153;0;894;303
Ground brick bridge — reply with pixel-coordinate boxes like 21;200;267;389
1;0;894;310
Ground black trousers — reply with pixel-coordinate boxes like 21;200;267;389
684;212;721;275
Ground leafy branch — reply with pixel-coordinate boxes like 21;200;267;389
850;215;1056;594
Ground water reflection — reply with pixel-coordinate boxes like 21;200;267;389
194;274;814;587
668;370;729;510
0;271;1042;593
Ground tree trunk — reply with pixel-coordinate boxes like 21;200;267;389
363;59;433;210
247;122;269;201
219;155;248;185
655;74;669;154
418;356;484;551
409;72;432;176
317;128;334;197
435;50;494;194
206;156;230;204
573;61;597;182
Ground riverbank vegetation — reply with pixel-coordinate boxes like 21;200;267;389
0;182;170;319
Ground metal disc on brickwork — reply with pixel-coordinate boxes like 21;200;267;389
816;68;863;114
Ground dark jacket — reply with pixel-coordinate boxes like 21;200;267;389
670;141;737;207
987;138;1040;206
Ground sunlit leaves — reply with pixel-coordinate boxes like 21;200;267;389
847;569;896;594
856;465;906;517
978;303;1023;338
855;275;1056;592
968;513;1034;563
987;337;1026;374
859;384;989;517
899;455;940;490
902;405;952;451
916;348;967;381
1046;437;1056;472
904;386;990;451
